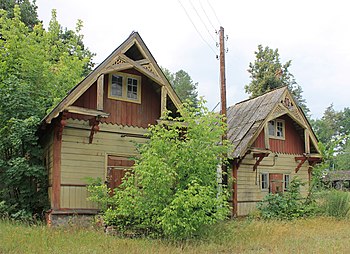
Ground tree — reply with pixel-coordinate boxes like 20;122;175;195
0;0;39;29
312;104;342;145
0;6;94;217
88;100;230;239
245;45;309;115
336;140;350;170
162;67;198;107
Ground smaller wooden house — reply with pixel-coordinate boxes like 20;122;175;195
227;87;322;216
39;32;181;225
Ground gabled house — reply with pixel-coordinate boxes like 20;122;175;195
227;87;322;216
39;32;181;224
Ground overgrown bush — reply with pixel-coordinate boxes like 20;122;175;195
87;100;230;239
0;6;93;220
257;177;316;220
318;190;350;218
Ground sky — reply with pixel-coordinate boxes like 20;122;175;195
35;0;350;119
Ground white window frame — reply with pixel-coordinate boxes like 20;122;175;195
261;173;269;191
108;72;141;103
268;119;285;140
284;174;290;191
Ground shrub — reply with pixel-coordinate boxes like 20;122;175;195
87;100;230;239
257;177;316;220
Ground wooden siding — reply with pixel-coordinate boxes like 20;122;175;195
252;114;304;154
60;186;98;209
59;118;147;209
71;69;161;128
236;153;310;216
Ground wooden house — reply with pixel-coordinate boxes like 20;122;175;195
227;87;322;216
39;32;181;224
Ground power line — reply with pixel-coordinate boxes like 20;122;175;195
207;0;221;26
199;0;216;32
188;0;217;44
177;0;217;55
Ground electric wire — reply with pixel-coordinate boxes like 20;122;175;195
177;0;217;55
207;0;221;26
188;0;217;44
199;0;217;31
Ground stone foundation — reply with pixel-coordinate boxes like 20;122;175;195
46;209;99;227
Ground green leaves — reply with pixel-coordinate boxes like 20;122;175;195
161;180;229;239
257;177;316;220
0;5;94;218
162;67;199;107
88;100;230;239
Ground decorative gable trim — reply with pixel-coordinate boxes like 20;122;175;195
41;32;181;125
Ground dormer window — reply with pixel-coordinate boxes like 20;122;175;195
108;72;141;103
268;119;285;139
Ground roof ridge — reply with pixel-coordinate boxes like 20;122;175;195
232;85;288;107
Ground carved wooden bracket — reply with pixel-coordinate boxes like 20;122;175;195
295;156;322;173
253;153;269;171
56;114;67;141
295;156;307;173
89;117;100;144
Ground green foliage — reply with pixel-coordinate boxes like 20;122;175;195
257;177;316;220
319;190;350;218
88;100;230;239
312;104;350;172
160;180;228;239
0;6;94;218
0;0;39;29
312;104;342;145
162;67;199;107
245;45;309;115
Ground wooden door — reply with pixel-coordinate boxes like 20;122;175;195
107;155;134;194
269;173;283;194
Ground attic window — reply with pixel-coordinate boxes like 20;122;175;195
268;119;285;139
108;72;141;103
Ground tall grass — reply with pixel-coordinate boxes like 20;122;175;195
1;217;350;253
319;190;350;218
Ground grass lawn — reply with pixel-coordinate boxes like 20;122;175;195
1;217;350;253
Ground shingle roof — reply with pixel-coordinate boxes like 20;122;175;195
227;86;287;158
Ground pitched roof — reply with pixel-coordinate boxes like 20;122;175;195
41;31;181;125
227;86;320;158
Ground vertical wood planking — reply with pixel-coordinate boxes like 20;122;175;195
161;86;167;116
52;124;62;209
252;115;304;154
232;162;238;217
72;71;161;128
305;129;310;154
264;123;270;149
97;75;104;110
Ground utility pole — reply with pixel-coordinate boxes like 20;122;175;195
219;26;228;186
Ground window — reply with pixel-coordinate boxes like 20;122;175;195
284;174;290;191
111;75;123;97
268;120;275;136
261;173;269;191
268;119;285;139
127;77;138;100
108;72;141;103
